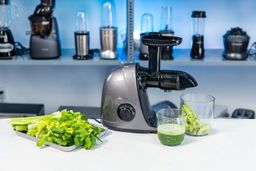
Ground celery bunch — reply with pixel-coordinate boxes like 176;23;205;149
9;110;103;149
181;104;210;136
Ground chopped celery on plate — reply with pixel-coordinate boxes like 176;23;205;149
9;110;103;150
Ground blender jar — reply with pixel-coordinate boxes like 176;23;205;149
100;0;118;59
0;0;18;58
159;6;174;60
0;0;18;28
73;11;91;60
76;11;88;32
190;11;206;59
160;6;173;33
139;13;154;60
141;13;154;34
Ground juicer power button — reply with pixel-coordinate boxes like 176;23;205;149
117;104;135;122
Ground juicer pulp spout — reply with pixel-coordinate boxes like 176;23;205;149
176;71;198;89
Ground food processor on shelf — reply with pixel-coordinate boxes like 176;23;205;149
223;27;250;60
0;0;18;59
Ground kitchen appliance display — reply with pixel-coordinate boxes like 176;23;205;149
139;13;154;60
223;27;250;60
28;0;61;59
190;11;206;59
100;0;118;59
0;0;18;59
73;11;91;60
101;33;197;133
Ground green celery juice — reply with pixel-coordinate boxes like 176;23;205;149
157;124;185;146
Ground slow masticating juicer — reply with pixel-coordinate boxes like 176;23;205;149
28;0;61;59
101;33;198;133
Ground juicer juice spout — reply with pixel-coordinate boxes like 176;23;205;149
138;66;197;91
144;70;198;90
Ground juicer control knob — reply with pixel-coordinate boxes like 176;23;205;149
117;104;135;122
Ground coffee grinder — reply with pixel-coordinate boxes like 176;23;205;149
73;11;92;60
190;11;206;59
0;0;18;59
159;6;174;60
100;0;118;59
101;33;198;133
28;0;61;59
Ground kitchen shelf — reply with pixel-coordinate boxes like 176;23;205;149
0;49;123;66
0;49;256;67
161;49;256;67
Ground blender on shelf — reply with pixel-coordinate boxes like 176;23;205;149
100;0;118;59
159;6;174;60
0;0;18;59
190;11;206;60
28;0;61;59
139;13;154;60
73;11;92;60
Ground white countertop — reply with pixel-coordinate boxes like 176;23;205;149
1;118;256;171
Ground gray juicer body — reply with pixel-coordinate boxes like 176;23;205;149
29;18;61;59
101;64;156;133
29;0;61;59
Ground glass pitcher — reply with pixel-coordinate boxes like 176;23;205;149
0;0;18;29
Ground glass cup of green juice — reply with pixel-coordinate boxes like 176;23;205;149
156;108;186;146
